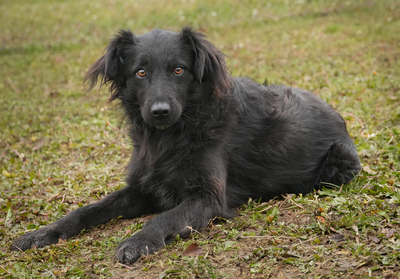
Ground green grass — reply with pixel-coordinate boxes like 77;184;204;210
1;0;400;278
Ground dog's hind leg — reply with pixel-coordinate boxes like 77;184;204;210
319;141;361;187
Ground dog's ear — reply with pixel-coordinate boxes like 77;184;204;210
181;26;230;97
84;29;136;101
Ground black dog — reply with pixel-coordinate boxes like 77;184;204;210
12;27;361;264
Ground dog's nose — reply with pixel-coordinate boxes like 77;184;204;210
151;102;170;119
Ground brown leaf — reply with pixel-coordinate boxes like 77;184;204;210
316;216;325;223
141;215;153;223
368;235;380;243
363;165;377;175
56;238;67;245
330;234;345;242
276;271;286;279
33;139;46;151
182;243;202;257
385;228;396;238
338;259;360;269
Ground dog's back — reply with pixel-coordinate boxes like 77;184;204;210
225;78;360;207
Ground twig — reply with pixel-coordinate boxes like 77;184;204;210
5;143;24;161
322;69;333;90
385;266;400;270
285;194;304;210
257;205;275;213
9;244;26;255
58;160;69;168
360;177;373;191
106;121;127;135
316;218;324;231
0;146;9;160
61;194;66;204
56;115;69;137
253;197;278;209
47;193;61;202
352;225;360;245
11;148;24;161
117;262;137;270
9;196;31;199
0;265;11;276
239;235;295;239
159;260;164;269
186;226;206;238
342;112;364;129
292;235;321;247
338;183;344;194
7;76;21;94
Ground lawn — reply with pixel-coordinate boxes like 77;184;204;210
0;0;399;278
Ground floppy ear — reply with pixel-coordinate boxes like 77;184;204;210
84;29;136;101
180;26;230;97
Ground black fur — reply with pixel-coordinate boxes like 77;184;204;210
12;27;361;264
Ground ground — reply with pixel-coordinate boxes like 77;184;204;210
0;0;399;278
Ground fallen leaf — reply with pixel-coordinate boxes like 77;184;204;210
286;251;301;258
385;228;396;238
2;170;12;178
336;249;351;255
56;238;67;245
224;240;236;248
338;259;361;269
182;243;202;257
276;271;286;279
368;235;380;243
352;225;359;235
352;225;360;244
33;139;46;151
363;165;377;175
330;234;345;242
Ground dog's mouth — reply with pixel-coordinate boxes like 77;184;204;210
150;119;176;130
145;118;177;130
154;124;171;130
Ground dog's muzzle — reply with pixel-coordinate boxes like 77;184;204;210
144;101;181;130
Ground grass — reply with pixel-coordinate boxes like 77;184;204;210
1;0;399;278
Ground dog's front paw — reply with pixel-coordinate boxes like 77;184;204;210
115;234;163;264
12;224;63;251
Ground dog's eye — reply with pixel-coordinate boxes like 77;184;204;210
174;67;183;75
137;69;147;77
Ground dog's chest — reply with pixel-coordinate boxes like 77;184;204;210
138;144;201;192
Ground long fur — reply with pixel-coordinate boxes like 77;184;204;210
12;26;361;264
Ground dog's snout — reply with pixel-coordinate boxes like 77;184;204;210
151;103;171;119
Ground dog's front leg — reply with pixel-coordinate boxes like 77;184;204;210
115;193;229;264
12;186;154;251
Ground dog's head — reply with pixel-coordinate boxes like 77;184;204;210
85;27;230;130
